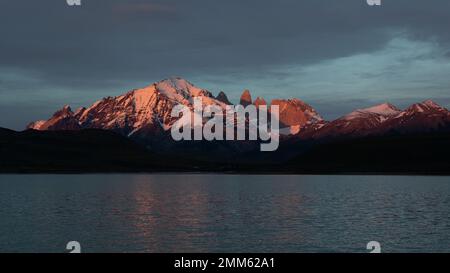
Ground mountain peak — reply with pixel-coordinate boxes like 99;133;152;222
54;105;74;117
240;89;252;106
26;104;80;131
360;103;400;115
270;98;323;128
62;104;71;111
216;91;232;105
422;100;443;109
158;76;190;87
131;77;215;107
406;100;447;114
341;103;400;122
254;97;267;107
154;77;208;97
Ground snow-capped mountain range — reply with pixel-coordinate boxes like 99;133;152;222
301;100;450;139
29;78;229;139
28;77;323;137
28;77;450;145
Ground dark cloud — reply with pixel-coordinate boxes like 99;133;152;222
1;0;450;129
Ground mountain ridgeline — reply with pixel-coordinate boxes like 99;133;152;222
2;77;450;173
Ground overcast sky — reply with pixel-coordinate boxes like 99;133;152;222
1;0;450;130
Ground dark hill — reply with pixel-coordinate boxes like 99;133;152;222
0;128;191;173
1;128;450;174
285;132;450;175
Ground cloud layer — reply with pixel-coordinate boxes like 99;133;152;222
1;0;450;129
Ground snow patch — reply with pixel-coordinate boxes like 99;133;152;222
344;103;400;120
28;120;46;130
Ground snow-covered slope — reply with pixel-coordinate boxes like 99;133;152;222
301;101;450;139
29;78;227;137
343;103;401;121
382;100;450;134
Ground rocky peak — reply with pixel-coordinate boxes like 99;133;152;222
253;97;267;108
270;99;308;128
240;89;252;107
27;104;80;131
216;91;232;105
344;103;401;120
405;100;448;115
155;77;213;99
271;98;323;127
54;105;74;118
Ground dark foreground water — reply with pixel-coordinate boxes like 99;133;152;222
0;175;449;253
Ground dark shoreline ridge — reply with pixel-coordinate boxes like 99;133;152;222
1;127;449;174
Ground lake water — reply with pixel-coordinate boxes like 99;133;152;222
0;175;449;253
